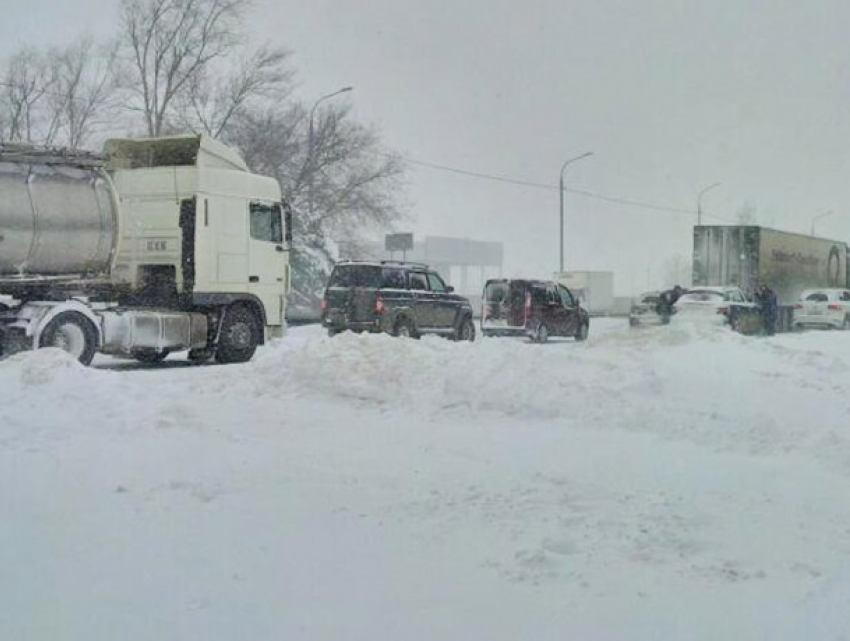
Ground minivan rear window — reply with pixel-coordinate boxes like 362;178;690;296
484;281;509;303
328;265;382;288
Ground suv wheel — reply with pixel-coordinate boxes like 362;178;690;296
455;316;476;342
394;317;415;339
575;322;589;342
533;322;549;343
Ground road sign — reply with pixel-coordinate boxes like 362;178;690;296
385;233;413;252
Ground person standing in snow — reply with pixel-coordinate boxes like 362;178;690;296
757;284;779;335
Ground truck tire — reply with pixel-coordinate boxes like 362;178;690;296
216;304;261;364
39;311;98;366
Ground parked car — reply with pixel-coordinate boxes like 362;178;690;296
321;261;476;340
481;278;590;342
628;291;666;327
673;286;757;330
792;289;850;330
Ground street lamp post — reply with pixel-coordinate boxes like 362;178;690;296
559;151;593;274
696;182;721;226
308;86;353;216
810;209;834;236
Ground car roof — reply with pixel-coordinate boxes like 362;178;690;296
334;260;431;271
485;278;557;286
686;286;740;293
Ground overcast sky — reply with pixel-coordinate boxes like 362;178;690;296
4;1;850;294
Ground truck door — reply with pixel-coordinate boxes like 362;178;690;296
247;201;286;326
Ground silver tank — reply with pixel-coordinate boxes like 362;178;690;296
0;159;117;278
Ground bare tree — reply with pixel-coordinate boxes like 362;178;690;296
119;0;247;136
47;38;120;149
177;45;294;138
0;48;53;143
225;102;407;294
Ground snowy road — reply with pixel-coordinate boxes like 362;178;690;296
3;318;850;640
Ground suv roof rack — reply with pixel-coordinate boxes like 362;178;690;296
380;259;430;269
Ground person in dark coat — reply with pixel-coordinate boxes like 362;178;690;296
656;285;685;322
757;284;779;335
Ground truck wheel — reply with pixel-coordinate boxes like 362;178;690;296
39;311;98;366
216;304;260;364
575;322;589;342
454;316;476;342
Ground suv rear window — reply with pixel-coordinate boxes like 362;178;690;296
328;265;382;288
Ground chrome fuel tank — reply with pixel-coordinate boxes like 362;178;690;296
0;160;117;278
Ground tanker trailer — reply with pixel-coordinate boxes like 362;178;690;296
0;135;292;365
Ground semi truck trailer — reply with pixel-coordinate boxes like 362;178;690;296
0;134;292;365
692;225;849;305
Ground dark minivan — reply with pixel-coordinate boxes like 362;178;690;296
481;278;589;342
322;261;476;340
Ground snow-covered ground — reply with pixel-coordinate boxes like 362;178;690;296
3;318;850;640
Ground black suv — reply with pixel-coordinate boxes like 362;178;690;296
321;261;476;340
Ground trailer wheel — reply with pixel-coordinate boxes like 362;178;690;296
39;311;98;366
216;304;260;364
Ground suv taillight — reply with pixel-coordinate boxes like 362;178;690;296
375;297;386;314
828;303;842;311
524;292;532;323
482;306;489;320
320;299;327;311
793;303;803;309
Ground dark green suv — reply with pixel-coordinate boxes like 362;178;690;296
321;261;476;340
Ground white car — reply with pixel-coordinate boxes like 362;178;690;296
629;291;666;327
792;289;850;330
673;286;756;329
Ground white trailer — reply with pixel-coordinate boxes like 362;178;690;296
554;270;614;316
0;135;292;365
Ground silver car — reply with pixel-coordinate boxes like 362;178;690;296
629;291;666;327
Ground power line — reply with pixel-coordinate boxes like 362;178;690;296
397;153;736;223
